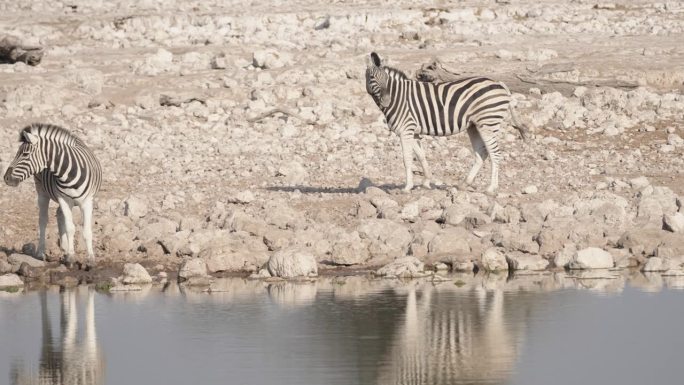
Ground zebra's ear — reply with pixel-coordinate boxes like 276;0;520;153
22;131;38;145
370;52;382;67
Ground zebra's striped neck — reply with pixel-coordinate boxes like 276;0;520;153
381;75;413;131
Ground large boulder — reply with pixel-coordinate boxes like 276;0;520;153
8;253;45;268
179;259;209;280
491;228;539;254
226;211;268;236
276;161;308;185
357;219;412;260
0;274;23;288
121;263;152;284
552;243;577;268
330;231;370;265
375;257;427;278
637;186;679;222
568;247;614;269
199;237;270;273
618;229;676;256
428;227;471;257
663;212;684;233
124;196;149;219
642;257;671;272
481;248;508;272
369;195;399;219
506;253;549;271
0;258;12;274
268;248;318;278
252;49;293;69
441;202;481;226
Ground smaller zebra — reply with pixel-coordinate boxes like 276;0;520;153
4;123;102;264
365;52;528;194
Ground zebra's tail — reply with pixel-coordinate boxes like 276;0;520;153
500;82;530;141
509;104;529;141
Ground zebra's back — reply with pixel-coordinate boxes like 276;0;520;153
407;77;511;136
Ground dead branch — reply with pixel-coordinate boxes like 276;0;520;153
159;94;206;107
0;35;43;66
415;58;466;82
247;108;317;125
515;73;639;89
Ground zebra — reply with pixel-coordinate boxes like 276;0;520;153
3;123;102;265
365;52;528;194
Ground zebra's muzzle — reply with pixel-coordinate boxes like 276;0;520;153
3;168;20;187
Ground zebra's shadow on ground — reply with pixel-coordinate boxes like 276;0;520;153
265;178;450;195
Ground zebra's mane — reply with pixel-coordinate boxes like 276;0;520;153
20;123;86;146
383;66;409;80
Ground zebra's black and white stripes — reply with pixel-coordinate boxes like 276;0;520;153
3;123;102;263
365;52;527;194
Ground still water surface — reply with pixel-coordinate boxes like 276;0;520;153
1;272;683;385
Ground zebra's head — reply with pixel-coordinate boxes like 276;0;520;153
365;52;391;109
4;130;46;187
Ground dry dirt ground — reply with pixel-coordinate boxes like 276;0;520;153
0;0;683;283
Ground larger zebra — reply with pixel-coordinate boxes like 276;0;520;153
365;52;527;194
3;123;102;264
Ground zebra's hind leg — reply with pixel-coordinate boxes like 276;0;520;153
475;123;503;195
56;197;76;265
412;136;432;189
80;197;96;264
399;132;415;192
36;191;49;261
465;125;489;187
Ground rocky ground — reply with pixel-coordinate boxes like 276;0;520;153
1;0;684;288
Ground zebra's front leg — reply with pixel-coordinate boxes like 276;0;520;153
399;133;415;192
56;197;76;264
412;137;432;189
81;197;96;264
36;191;49;261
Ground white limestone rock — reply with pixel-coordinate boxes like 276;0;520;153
0;274;23;288
267;248;318;278
124;196;149;219
375;257;427;278
506;253;549;271
8;253;45;268
482;248;508;272
179;258;209;280
663;212;684;233
122;263;153;284
568;247;614;269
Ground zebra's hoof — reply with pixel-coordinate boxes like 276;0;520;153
422;181;432;189
402;185;414;193
485;188;497;197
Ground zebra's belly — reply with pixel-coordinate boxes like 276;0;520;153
34;172;96;204
416;121;462;137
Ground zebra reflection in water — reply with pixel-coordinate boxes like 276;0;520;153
11;289;104;385
376;283;528;385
